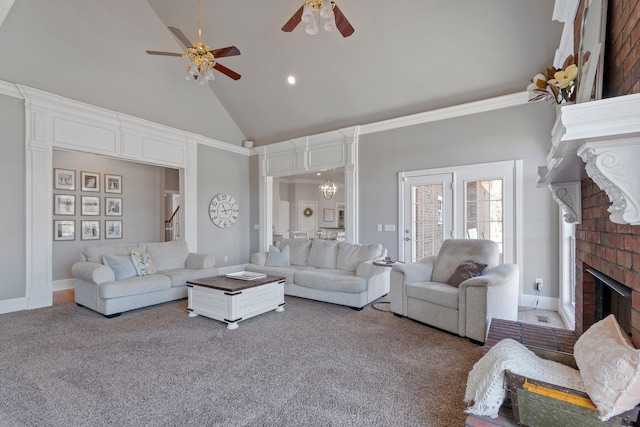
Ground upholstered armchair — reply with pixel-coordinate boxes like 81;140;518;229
390;239;519;343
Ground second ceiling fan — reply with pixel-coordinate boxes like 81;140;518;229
282;0;354;37
146;0;241;82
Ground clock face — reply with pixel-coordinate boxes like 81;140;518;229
209;194;239;228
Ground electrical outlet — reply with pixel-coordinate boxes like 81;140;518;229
224;256;228;263
535;278;543;291
377;224;382;232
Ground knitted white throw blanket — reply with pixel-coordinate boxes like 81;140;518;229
464;338;587;418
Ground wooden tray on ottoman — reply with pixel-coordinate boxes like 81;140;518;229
186;274;285;330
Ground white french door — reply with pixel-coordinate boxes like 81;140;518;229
399;160;521;266
401;173;453;263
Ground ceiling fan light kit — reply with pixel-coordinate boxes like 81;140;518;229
282;0;354;38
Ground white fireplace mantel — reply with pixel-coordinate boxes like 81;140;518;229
538;93;640;225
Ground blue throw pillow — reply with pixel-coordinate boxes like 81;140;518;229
265;245;290;267
102;255;138;280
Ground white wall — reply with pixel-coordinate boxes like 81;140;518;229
358;101;560;300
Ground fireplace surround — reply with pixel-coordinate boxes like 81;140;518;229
539;93;640;347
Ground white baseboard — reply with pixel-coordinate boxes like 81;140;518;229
0;297;26;315
520;293;558;311
53;279;75;291
558;303;576;331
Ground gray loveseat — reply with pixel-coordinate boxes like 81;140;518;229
72;240;218;317
246;238;390;309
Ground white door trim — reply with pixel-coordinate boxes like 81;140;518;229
399;160;523;285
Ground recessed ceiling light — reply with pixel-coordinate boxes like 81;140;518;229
287;75;296;85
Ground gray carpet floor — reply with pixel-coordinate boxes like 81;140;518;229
0;296;483;426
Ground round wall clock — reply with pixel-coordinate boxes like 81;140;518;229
209;193;239;228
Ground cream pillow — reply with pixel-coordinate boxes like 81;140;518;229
574;314;640;421
265;245;290;267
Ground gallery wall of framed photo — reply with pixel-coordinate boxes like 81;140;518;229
53;168;123;241
51;149;169;282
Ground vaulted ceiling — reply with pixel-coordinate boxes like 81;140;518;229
0;1;563;147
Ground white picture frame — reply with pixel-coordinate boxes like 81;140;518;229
81;220;100;240
105;220;122;239
323;208;335;222
105;197;122;216
105;174;122;194
81;196;100;216
54;194;75;216
81;171;100;192
54;220;75;241
54;168;75;190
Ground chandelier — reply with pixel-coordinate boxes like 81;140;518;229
302;0;337;35
319;179;337;200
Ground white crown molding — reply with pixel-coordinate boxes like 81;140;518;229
0;80;20;98
359;92;529;136
190;132;255;156
0;0;14;30
549;182;581;224
0;80;250;156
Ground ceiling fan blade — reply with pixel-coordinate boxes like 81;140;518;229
146;50;184;57
213;62;240;80
168;26;193;49
281;5;304;32
210;46;241;58
213;62;241;80
333;4;355;37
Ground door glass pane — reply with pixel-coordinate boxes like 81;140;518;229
412;184;444;261
466;179;503;260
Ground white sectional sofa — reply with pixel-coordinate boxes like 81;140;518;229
246;238;390;309
72;240;218;317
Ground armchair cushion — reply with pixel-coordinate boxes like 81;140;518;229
447;260;487;287
407;282;458;309
574;314;640;421
431;239;498;283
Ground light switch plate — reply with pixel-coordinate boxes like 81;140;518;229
384;224;396;231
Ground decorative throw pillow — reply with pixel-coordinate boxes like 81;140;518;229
130;251;157;276
102;255;138;281
574;314;640;421
265;245;291;267
446;260;487;287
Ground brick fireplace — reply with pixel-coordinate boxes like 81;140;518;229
575;177;640;347
552;0;640;346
